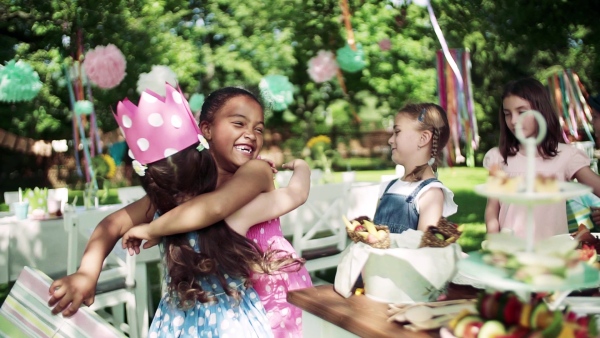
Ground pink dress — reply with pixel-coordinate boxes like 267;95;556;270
246;218;313;338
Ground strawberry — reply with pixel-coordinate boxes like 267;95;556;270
354;225;366;232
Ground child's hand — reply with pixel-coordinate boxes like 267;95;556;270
256;155;278;174
48;272;97;317
122;223;160;254
281;159;309;171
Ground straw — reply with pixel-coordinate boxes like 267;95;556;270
18;188;22;203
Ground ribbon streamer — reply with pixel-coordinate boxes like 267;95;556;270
427;3;463;92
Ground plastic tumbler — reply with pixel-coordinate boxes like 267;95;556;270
13;201;29;220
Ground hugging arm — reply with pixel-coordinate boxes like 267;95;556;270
48;197;155;316
226;159;311;233
122;159;274;247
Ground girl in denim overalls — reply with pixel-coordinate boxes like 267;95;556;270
373;103;458;233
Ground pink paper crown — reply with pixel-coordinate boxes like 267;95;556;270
115;83;201;165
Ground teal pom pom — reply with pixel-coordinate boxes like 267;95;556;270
259;75;294;113
74;100;94;115
189;93;205;112
336;44;366;73
0;60;43;102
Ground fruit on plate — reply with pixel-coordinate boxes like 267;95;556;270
453;315;484;338
477;320;506;338
343;216;390;247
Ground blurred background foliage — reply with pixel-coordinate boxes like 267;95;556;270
0;0;599;165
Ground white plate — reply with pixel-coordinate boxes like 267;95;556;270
458;252;600;292
474;182;591;205
563;297;600;314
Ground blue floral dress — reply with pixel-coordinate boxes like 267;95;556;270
148;231;274;338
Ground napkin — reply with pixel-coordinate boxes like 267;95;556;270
334;229;462;303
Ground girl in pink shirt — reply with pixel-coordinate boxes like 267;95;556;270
483;78;600;242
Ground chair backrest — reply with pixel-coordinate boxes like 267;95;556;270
310;169;323;185
64;207;135;286
282;182;352;258
4;191;20;213
341;171;356;183
117;186;146;205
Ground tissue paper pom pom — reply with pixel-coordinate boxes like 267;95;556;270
188;93;205;113
74;100;94;116
136;65;178;96
336;44;366;73
378;39;392;51
83;44;126;89
307;50;339;83
0;60;42;102
259;75;294;112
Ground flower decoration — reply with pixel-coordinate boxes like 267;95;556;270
307;51;339;83
336;44;366;73
306;135;331;150
132;160;147;177
378;39;392;51
102;154;117;179
0;60;43;102
83;44;127;89
259;75;295;112
136;65;178;96
189;93;205;113
74;100;94;116
197;134;210;152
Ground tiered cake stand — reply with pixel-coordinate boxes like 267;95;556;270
458;110;599;293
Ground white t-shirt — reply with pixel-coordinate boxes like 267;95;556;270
377;178;458;217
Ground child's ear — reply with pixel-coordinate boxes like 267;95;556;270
200;121;212;140
419;130;433;147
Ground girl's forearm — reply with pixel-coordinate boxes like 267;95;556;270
484;199;501;233
147;160;273;237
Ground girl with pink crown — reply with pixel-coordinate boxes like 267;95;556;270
49;86;313;337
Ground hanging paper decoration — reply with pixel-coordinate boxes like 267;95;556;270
137;65;178;96
546;69;594;144
74;100;94;116
259;75;294;112
336;44;366;73
436;49;479;168
0;60;42;102
83;44;126;89
307;51;339;83
411;0;430;7
378;39;392;51
189;93;205;113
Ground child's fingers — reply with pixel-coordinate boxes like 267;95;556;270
143;238;160;249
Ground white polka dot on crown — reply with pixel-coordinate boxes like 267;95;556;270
142;92;158;103
128;149;135;159
172;91;183;104
148;113;164;127
164;148;177;157
171;115;182;128
122;115;132;128
137;138;149;151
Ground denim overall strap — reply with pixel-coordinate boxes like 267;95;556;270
405;178;440;203
383;178;399;194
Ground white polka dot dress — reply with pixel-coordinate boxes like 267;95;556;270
148;231;274;338
246;218;313;338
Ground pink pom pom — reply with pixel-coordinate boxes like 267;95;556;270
378;39;392;51
83;44;126;89
307;50;339;83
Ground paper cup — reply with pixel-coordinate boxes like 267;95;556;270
12;201;29;220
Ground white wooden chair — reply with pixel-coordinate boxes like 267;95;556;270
275;170;293;188
64;207;141;338
281;182;353;282
310;169;323;185
117;186;146;205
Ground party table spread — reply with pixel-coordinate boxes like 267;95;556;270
287;283;479;338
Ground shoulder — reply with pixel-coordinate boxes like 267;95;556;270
483;147;501;169
238;159;273;173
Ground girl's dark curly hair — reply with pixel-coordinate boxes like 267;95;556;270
498;78;562;164
140;143;303;308
200;87;263;124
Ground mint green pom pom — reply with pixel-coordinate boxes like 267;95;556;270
259;75;294;112
0;60;43;102
74;100;94;115
336;44;366;73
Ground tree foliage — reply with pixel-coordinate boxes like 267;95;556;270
1;0;599;163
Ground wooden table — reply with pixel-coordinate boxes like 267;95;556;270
287;283;479;338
